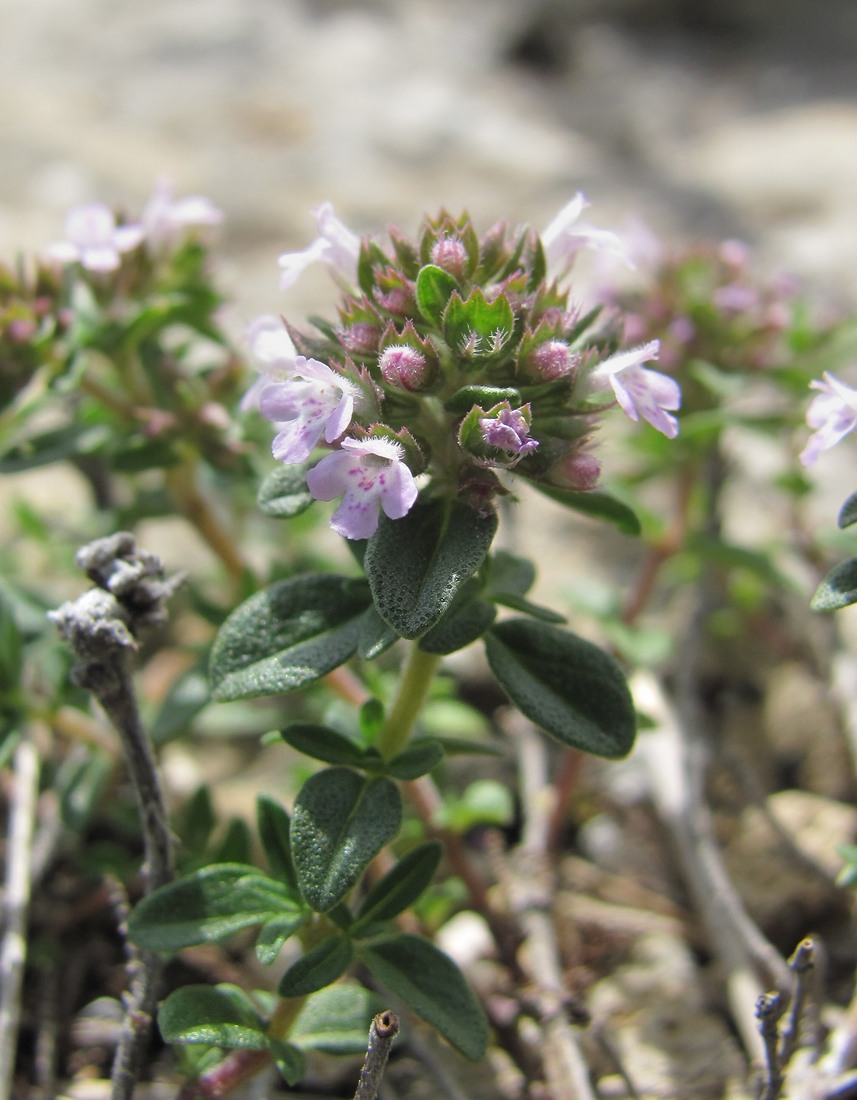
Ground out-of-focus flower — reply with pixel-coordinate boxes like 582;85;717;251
142;178;223;251
48;202;144;272
241;315;299;410
800;371;857;467
278;202;360;291
592;340;681;439
306;436;418;540
260;356;357;464
541;192;629;280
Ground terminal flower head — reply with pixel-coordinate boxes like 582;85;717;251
279;201;361;291
306;436;418;540
541;192;629;280
800;371;857;467
241;315;299;410
260;356;357;464
591;340;681;439
48;202;144;273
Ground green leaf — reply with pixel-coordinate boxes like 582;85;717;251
491;592;566;624
128;864;304;951
291;984;380;1054
482;549;536;599
159;984;268;1049
174;786;216;855
209;575;372;701
279;723;367;768
440;779;514;831
358;605;401;660
443;288;515;358
0;590;24;695
257;463;315;518
384;740;445;780
419;598;497;655
271;1041;306;1086
353;842;442;930
256;796;298;891
484;619;636;758
415;264;460;328
292;768;402;912
444;385;522;414
530;484;641;536
279;936;354;997
839;492;857;529
359;934;489;1060
812;558;857;612
365;499;498;638
150;668;210;745
256;914;303;965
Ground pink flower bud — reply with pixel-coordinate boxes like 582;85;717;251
528;340;578;381
430;236;468;279
379;345;431;391
550;450;601;491
338;322;380;355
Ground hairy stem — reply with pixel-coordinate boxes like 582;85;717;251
353;1011;399;1100
376;643;440;760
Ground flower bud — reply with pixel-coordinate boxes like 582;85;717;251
430;235;468;280
526;339;578;381
379;344;432;391
548;449;601;491
338;322;381;355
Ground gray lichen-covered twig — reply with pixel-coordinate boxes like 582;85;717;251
50;532;182;1100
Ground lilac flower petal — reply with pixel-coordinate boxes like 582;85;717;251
379;460;418;519
799;373;857;466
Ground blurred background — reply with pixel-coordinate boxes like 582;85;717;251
3;0;857;327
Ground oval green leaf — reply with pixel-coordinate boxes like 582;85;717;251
484;619;636;758
384;740;445;780
840;492;857;529
530;484;641;536
292;768;402;912
256;796;298;892
209;575;371;701
279;936;354;998
359;933;489;1060
257;463;314;518
365;499;498;639
280;723;367;768
128;864;303;951
159;984;268;1049
291;983;381;1054
353;842;442;930
811;557;857;612
415;264;459;328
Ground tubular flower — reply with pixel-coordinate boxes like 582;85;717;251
241;315;299;411
591;341;681;439
541;192;629;280
800;371;857;467
479;405;539;458
306;436;418;540
48;202;144;273
259;356;357;464
278;202;361;291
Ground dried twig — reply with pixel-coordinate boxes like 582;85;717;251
50;532;180;1100
0;734;40;1099
504;714;600;1100
354;1011;399;1100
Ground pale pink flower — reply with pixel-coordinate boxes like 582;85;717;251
141;178;223;251
48;202;144;272
260;357;357;464
240;315;299;411
592;340;681;439
541;192;629;280
278;202;360;291
800;372;857;467
306;436;418;540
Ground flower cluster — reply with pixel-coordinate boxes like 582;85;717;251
47;178;223;274
610;235;800;417
801;371;857;467
247;198;682;539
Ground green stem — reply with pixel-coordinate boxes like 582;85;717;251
376;644;440;760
